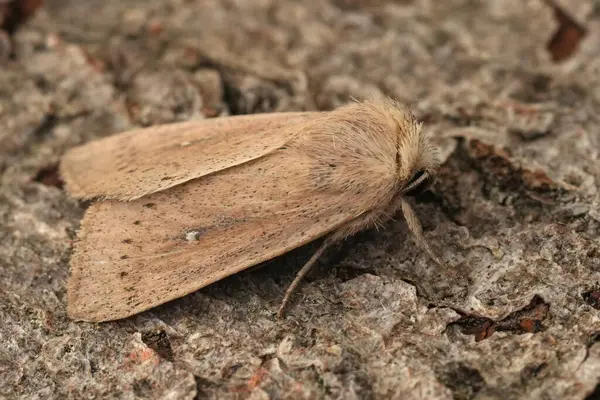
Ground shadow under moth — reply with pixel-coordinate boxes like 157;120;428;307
60;99;443;322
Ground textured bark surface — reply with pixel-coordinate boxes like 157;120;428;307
1;0;599;399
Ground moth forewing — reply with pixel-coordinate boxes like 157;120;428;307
59;112;315;201
62;99;442;322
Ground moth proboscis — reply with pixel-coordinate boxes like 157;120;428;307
60;99;444;322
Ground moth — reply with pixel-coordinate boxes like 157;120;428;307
60;99;443;322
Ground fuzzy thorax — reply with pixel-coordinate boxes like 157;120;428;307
287;98;439;200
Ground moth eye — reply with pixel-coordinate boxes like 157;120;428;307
409;170;425;185
404;170;434;197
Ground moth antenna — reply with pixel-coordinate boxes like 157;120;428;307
399;198;444;268
277;236;336;318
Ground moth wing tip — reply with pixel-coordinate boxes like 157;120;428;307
66;272;102;322
59;155;95;199
67;298;123;323
66;302;94;322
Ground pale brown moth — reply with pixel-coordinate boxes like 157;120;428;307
60;99;442;322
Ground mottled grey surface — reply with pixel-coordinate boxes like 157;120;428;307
1;0;599;399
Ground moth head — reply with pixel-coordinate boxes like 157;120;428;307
381;101;439;196
397;132;439;197
325;98;439;198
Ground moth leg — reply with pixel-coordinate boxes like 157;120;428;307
277;236;336;318
399;197;444;268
